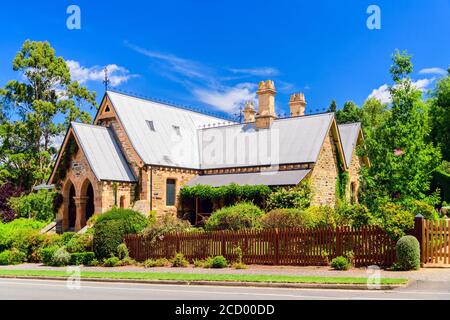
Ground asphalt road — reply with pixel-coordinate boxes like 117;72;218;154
0;278;449;300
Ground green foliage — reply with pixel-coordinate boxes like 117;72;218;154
379;203;414;240
336;203;376;228
360;50;441;210
65;233;93;253
205;202;264;231
335;101;362;124
8;189;56;221
103;256;120;267
180;183;271;206
0;218;46;253
266;180;312;211
117;256;137;267
429;74;450;161
51;247;71;266
260;208;317;229
116;243;129;260
141;212;192;244
331;256;351;270
408;200;439;220
303;206;339;228
209;255;228;268
0;249;27;265
231;262;248;269
70;252;96;266
171;253;189;267
39;246;59;265
395;236;420;271
60;232;76;245
144;258;170;268
0;40;97;190
93;208;148;259
431;164;450;204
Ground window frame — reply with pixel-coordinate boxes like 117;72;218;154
166;178;177;207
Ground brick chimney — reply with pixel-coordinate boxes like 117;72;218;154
256;80;277;129
243;101;256;123
289;93;307;117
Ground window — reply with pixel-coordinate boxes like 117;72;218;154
146;120;155;131
105;105;111;112
166;179;176;206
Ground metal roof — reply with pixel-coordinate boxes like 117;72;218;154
107;91;232;168
198;113;334;169
71;122;137;182
186;169;311;187
338;122;361;168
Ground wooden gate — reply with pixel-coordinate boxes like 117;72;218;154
422;219;450;265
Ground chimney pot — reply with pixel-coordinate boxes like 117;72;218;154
289;92;307;117
256;80;277;129
243;101;256;123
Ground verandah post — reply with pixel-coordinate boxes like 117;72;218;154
414;214;425;265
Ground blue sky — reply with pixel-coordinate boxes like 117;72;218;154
1;0;449;119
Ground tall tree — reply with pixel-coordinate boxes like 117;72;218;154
327;99;337;113
0;40;97;190
361;50;441;208
335;101;362;124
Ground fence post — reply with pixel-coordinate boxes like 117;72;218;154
274;228;280;265
336;226;343;257
414;214;425;265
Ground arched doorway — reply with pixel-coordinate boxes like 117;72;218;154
68;185;76;230
85;183;95;221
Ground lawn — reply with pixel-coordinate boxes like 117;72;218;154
0;269;407;285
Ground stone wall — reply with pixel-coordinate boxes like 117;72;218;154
149;166;198;216
309;131;339;206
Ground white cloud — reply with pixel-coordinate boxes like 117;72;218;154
418;67;447;76
67;60;137;87
368;78;436;104
230;67;280;77
193;83;257;113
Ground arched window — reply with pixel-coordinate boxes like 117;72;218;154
166;179;176;206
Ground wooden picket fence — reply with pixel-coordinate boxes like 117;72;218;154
421;219;450;265
125;225;397;267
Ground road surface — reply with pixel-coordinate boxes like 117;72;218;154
0;278;449;300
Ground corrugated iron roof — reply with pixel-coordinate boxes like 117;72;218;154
71;122;137;182
198;113;334;169
338;122;361;168
186;169;311;187
107;91;231;169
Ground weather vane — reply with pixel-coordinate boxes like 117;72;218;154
103;67;110;91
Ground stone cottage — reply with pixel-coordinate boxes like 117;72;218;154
48;80;368;232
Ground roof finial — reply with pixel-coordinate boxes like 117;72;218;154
103;67;110;91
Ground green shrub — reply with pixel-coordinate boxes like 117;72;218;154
260;208;327;229
171;253;189;267
141;213;192;244
40;246;59;265
210;256;228;268
117;256;137;266
8;189;57;222
409;200;439;220
304;206;338;228
266;180;312;211
65;233;93;253
116;243;129;260
69;252;96;266
93;208;148;259
395;236;420;271
103;256;120;267
331;256;351;270
60;232;76;245
336;203;376;227
231;262;247;269
379;203;414;240
193;259;206;268
205;202;264;231
51;247;71;266
144;258;170;268
0;249;27;265
0;219;46;252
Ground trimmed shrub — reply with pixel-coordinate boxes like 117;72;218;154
379;203;414;240
116;243;129;260
171;253;189;267
144;258;170;268
410;200;439;221
210;256;228;268
205;202;264;231
331;256;351;270
51;247;71;267
0;249;27;265
395;236;420;271
70;252;96;266
93;208;148;259
304;206;338;228
65;233;93;253
40;246;59;265
336;203;375;228
103;256;120;267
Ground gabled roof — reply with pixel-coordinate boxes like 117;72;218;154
198;113;335;169
71;122;136;182
338;122;362;168
107;91;231;169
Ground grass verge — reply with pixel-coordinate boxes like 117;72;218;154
0;269;407;285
